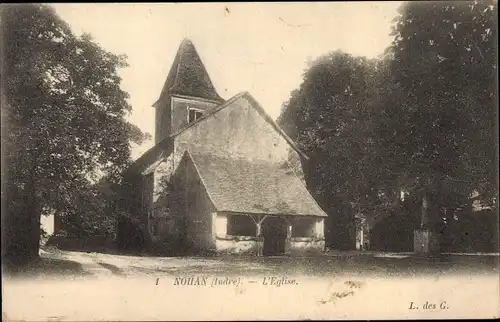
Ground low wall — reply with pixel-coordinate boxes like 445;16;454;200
289;237;325;255
215;236;263;255
216;236;325;256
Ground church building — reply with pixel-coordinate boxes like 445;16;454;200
117;39;327;256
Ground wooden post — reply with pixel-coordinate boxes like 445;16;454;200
256;222;262;256
360;225;364;251
284;218;292;255
250;215;267;256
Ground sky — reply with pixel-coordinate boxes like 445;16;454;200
52;2;402;159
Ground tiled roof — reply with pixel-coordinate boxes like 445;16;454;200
187;151;327;217
155;39;224;105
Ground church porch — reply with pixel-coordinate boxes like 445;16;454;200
213;212;325;256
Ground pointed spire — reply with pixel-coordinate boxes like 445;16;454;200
155;38;224;106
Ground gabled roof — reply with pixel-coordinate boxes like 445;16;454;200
127;137;174;175
186;151;327;217
153;39;224;106
131;92;309;175
170;92;308;160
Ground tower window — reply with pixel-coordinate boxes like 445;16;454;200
188;107;204;123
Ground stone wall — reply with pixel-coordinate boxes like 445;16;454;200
183;156;217;252
174;95;298;164
144;94;324;256
150;94;310;229
289;238;325;255
170;96;218;135
155;95;171;145
215;237;262;255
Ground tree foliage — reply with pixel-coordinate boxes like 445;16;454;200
278;52;394;249
380;1;498;222
1;4;149;263
278;1;498;249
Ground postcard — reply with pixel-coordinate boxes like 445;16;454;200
2;2;498;321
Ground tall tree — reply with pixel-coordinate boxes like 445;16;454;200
1;4;149;265
278;51;394;249
381;0;498;229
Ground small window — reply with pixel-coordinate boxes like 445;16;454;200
188;107;204;123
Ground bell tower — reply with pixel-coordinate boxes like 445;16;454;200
153;39;225;144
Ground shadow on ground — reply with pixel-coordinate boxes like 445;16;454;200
96;262;126;276
4;249;498;279
3;257;93;278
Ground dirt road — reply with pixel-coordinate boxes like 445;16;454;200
3;250;499;320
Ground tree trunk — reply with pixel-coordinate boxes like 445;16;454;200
27;208;42;260
25;177;41;261
3;182;41;266
415;189;441;255
420;192;429;229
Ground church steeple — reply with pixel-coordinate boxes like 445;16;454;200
156;39;224;104
154;39;224;144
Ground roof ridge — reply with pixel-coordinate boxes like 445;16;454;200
170;39;185;93
240;92;309;160
169;91;248;138
134;91;310;176
169;91;308;160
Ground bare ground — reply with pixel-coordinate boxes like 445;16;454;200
4;248;498;279
3;249;499;321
